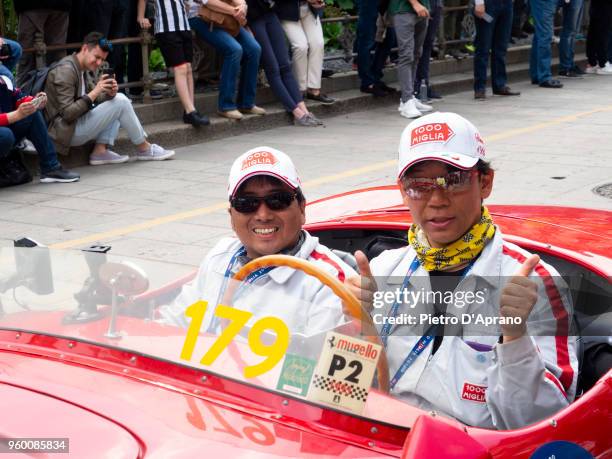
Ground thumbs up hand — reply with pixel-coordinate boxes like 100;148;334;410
344;250;378;315
500;254;540;342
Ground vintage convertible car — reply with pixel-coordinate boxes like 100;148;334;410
0;185;610;458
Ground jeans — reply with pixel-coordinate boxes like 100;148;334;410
558;0;584;72
70;93;147;147
416;5;443;90
250;12;302;113
529;0;556;83
190;18;261;111
0;38;22;83
356;0;379;88
473;0;513;91
0;112;60;173
392;12;428;102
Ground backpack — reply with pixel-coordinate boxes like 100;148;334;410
0;150;33;188
16;61;62;96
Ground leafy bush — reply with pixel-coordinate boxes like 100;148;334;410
149;48;166;72
322;0;357;51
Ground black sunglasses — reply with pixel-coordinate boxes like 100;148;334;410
230;191;297;214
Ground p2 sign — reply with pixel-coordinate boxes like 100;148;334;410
307;332;381;414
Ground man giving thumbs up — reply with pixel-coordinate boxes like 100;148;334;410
345;112;577;430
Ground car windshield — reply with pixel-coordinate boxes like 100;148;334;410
0;245;415;428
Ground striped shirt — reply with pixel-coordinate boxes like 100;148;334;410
154;0;191;34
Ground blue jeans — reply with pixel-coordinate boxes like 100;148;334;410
529;0;557;83
0;111;60;173
558;0;584;72
356;0;378;88
250;12;302;113
473;0;513;91
189;19;261;111
0;38;22;83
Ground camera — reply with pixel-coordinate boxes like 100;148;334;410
0;43;11;59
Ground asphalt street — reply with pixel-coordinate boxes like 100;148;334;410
1;75;611;268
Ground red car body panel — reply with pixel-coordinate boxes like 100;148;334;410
1;185;611;458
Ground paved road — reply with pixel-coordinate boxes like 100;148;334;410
1;75;611;267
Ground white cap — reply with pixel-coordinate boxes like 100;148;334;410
397;112;486;179
227;146;302;198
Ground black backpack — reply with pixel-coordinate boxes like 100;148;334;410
16;61;62;96
0;150;33;188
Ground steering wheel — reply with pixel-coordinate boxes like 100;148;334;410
233;254;390;393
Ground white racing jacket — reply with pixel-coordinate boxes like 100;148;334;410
370;230;578;429
158;231;356;336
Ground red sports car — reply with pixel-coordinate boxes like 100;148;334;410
0;185;610;458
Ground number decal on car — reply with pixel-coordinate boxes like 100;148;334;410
180;300;290;378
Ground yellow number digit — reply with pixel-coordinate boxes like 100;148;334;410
200;304;252;365
244;316;290;378
180;300;209;361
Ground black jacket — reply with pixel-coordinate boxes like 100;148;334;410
13;0;72;14
275;0;322;22
246;0;277;23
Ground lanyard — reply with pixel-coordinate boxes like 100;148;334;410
207;247;275;332
381;256;476;390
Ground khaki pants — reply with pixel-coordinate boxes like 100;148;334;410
281;5;324;91
16;9;69;83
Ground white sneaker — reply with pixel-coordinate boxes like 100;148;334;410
414;98;433;112
585;65;598;74
399;98;422;119
89;150;130;165
398;100;405;112
596;65;612;75
137;144;175;161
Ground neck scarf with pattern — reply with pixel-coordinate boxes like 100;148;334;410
408;206;496;271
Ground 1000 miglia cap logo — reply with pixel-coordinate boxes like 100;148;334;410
241;151;279;170
411;123;455;146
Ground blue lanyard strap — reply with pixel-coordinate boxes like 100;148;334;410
389;324;438;390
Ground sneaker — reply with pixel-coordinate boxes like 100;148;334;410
183;110;210;126
137;144;175;161
414;98;433;112
294;114;318;127
399;98;422;119
360;84;387;97
217;109;244;120
596;65;612;75
40;167;80;183
306;92;336;105
89;150;130;166
558;69;583;78
571;65;586;75
585;65;598;74
306;113;324;126
239;106;266;115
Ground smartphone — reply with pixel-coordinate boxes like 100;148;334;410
103;67;115;79
30;95;42;109
481;12;493;23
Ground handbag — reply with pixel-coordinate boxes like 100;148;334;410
198;4;240;37
0;149;33;188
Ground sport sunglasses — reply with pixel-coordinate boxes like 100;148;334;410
230;191;298;213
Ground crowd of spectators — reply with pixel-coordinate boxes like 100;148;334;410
0;0;611;185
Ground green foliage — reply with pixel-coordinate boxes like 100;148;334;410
149;48;166;72
322;1;357;51
1;0;18;38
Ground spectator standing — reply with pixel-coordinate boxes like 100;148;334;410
13;0;71;84
529;0;563;87
558;0;586;78
44;32;175;165
277;0;336;105
414;0;443;100
389;0;433;118
137;0;210;126
472;0;520;99
0;37;22;83
246;0;322;126
188;0;266;120
0;76;79;183
585;0;612;74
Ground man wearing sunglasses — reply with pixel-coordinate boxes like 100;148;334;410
159;146;356;335
44;32;175;166
346;112;577;429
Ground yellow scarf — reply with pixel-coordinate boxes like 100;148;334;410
408;206;496;271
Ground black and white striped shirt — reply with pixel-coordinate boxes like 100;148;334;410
154;0;191;34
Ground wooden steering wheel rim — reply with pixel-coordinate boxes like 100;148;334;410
233;254;390;393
